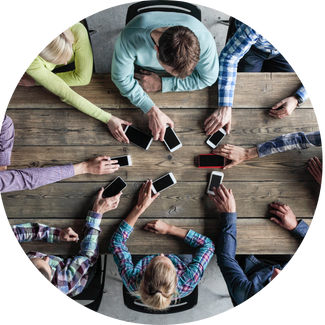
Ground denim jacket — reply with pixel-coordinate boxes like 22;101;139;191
216;212;309;305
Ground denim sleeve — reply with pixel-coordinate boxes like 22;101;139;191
291;220;309;238
295;86;309;102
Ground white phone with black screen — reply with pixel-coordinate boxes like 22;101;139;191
110;155;132;167
124;125;153;150
206;171;224;195
163;125;182;152
206;128;226;149
103;176;127;198
151;172;177;194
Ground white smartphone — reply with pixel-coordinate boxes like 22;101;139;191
110;155;132;167
206;128;226;149
151;172;177;194
103;176;127;198
206;171;224;195
124;125;153;150
163;125;182;152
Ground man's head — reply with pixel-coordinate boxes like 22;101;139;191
30;256;52;281
156;26;200;79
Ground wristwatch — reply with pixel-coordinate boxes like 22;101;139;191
293;93;303;106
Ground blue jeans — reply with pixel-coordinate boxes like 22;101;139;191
237;45;295;72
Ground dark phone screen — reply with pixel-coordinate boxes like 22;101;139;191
164;126;180;149
103;177;126;198
153;174;174;192
111;156;129;167
209;130;225;146
208;174;222;191
125;126;152;149
199;155;224;167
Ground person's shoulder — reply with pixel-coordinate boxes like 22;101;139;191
70;22;88;40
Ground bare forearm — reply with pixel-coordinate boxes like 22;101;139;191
167;225;188;239
124;205;145;228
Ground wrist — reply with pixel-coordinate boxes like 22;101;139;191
147;105;160;116
73;161;89;175
246;147;258;160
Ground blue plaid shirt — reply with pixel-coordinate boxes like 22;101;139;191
218;19;308;107
257;131;321;157
108;220;215;298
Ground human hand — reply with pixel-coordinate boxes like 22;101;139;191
269;202;298;231
92;188;121;214
147;105;174;141
144;219;171;235
107;115;132;143
213;144;258;170
204;106;232;135
60;227;79;242
134;69;162;92
74;156;120;175
136;180;159;212
308;157;322;185
269;96;298;119
18;73;36;87
209;184;236;213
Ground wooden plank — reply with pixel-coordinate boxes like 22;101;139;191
6;145;322;182
8;73;312;109
6;108;319;147
8;218;312;255
2;181;319;219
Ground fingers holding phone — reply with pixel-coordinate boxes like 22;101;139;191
93;187;122;214
209;184;236;213
136;180;159;212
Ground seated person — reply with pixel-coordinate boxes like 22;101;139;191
111;11;218;141
18;22;131;143
204;18;309;136
0;115;120;193
109;180;215;310
12;188;121;297
211;184;309;306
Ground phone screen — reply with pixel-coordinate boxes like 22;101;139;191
209;130;225;146
125;126;152;149
164;126;180;149
199;155;224;167
208;174;223;192
153;174;174;193
103;177;126;198
111;156;129;167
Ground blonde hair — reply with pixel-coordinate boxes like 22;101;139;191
134;259;178;311
39;29;74;65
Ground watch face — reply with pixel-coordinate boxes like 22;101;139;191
294;94;303;105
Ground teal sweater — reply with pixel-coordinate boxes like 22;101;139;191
111;12;219;113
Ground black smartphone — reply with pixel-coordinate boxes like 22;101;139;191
152;172;177;194
206;129;226;149
124;125;153;150
110;155;132;167
163;125;182;152
103;177;127;198
198;154;225;168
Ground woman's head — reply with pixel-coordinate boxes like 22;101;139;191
135;254;178;310
39;29;74;65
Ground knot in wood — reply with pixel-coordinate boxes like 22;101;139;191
167;155;173;161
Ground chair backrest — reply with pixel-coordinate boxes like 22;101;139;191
125;1;201;24
122;284;198;314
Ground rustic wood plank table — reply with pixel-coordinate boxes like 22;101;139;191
4;72;320;255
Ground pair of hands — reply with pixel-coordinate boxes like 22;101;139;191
209;184;299;231
204;96;299;136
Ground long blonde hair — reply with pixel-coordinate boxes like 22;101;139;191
134;259;178;311
39;29;74;65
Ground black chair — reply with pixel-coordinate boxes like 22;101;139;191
122;284;198;314
125;0;201;25
71;255;107;312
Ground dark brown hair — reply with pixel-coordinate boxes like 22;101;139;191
158;26;200;79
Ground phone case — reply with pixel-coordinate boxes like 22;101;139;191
198;154;225;169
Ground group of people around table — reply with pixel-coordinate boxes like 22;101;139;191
4;8;322;310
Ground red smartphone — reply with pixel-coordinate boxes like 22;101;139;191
198;154;225;168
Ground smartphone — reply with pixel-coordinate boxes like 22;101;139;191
124;125;153;150
206;128;226;149
151;172;177;194
206;171;224;195
198;154;225;168
110;155;132;167
103;176;127;198
163;125;182;152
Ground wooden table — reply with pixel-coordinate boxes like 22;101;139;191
4;72;320;255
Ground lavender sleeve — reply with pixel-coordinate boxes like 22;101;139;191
0;115;15;166
0;164;75;193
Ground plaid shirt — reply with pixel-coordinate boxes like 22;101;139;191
218;19;309;107
12;210;102;297
108;220;215;298
257;131;321;157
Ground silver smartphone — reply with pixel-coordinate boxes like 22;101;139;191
206;128;226;149
206;171;224;195
103;176;127;198
163;125;182;152
151;172;177;194
124;125;153;150
110;155;132;167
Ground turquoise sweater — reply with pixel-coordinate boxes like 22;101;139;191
111;12;219;113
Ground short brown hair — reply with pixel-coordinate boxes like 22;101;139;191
158;26;200;79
